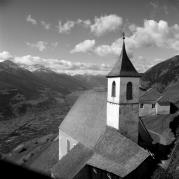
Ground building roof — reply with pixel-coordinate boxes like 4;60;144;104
57;90;149;178
139;88;161;104
30;138;59;174
60;90;107;148
52;127;149;178
157;95;171;106
88;127;149;177
52;143;93;179
107;36;140;78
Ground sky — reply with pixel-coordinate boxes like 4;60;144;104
1;0;179;75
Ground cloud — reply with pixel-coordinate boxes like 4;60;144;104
57;20;75;33
56;14;122;35
26;14;37;25
71;40;95;53
26;41;48;52
90;14;123;36
0;51;111;75
0;51;13;61
77;19;91;27
95;19;179;57
129;20;179;50
40;21;50;30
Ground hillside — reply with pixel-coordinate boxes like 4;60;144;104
141;55;179;92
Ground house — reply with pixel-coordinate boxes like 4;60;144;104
139;88;170;117
52;34;149;179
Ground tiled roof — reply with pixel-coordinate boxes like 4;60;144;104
107;40;140;78
53;127;149;178
139;88;161;103
157;94;171;106
88;127;149;177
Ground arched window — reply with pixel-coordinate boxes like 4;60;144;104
126;82;133;100
111;81;116;97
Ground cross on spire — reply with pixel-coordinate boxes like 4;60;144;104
122;32;125;40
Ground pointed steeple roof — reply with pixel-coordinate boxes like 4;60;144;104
107;33;140;78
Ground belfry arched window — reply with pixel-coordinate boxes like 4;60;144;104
111;81;116;97
126;82;133;100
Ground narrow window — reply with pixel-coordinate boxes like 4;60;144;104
152;104;155;108
111;81;116;97
67;140;70;153
140;103;144;108
126;82;133;100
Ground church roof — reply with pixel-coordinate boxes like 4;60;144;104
52;127;149;178
88;127;149;177
60;90;107;148
107;35;140;78
57;90;149;178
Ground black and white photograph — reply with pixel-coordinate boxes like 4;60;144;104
0;0;179;178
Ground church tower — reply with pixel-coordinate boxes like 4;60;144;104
106;33;140;143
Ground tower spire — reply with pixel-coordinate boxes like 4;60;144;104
107;32;140;78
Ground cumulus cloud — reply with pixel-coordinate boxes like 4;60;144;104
26;41;48;52
56;14;122;35
71;40;95;53
57;20;75;33
129;20;179;50
0;51;111;75
40;21;50;30
95;19;179;57
26;14;37;25
90;14;123;36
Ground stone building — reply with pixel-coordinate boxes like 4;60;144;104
52;34;149;179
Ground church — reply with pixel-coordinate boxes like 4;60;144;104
52;34;150;179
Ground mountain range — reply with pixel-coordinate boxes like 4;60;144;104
0;60;106;119
1;54;179;119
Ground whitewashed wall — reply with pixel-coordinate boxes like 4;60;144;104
139;104;156;116
139;103;170;116
58;130;78;160
107;77;140;142
156;103;170;115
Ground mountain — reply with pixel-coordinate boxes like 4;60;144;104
0;60;46;99
141;55;179;92
73;74;106;88
33;70;87;94
0;60;106;119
